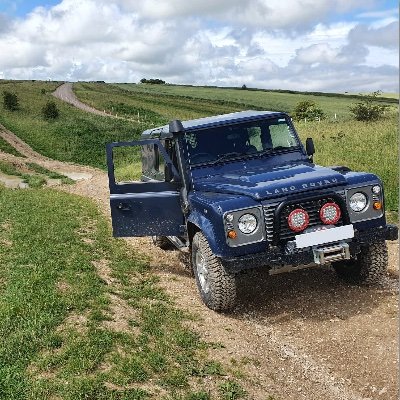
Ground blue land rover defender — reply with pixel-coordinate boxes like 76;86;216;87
106;111;398;311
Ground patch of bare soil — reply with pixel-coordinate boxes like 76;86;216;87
7;89;397;400
57;312;89;335
102;294;140;334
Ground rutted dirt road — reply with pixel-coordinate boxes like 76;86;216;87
1;85;398;399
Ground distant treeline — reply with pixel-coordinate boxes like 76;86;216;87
140;78;166;84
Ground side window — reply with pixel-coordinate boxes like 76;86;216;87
247;127;263;151
269;123;297;148
113;145;142;183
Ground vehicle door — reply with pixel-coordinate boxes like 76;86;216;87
106;139;184;237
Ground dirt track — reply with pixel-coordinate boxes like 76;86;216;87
1;84;398;399
53;82;112;117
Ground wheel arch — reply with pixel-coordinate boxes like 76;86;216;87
187;211;224;256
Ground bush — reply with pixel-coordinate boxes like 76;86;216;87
293;100;324;121
42;101;59;120
140;78;166;84
3;91;19;111
349;91;388;122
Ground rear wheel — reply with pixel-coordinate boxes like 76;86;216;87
333;241;388;284
191;232;236;312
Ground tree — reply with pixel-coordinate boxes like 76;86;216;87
3;91;19;111
349;91;387;122
140;78;166;84
293;100;324;121
241;84;247;90
42;101;59;120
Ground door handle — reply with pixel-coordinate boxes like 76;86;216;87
117;202;131;211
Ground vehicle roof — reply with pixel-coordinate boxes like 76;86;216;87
141;110;288;139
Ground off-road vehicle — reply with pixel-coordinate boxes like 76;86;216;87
106;111;398;311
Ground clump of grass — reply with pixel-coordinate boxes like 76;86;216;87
0;160;74;188
27;162;74;184
0;160;20;176
0;136;25;157
21;174;47;188
218;380;246;400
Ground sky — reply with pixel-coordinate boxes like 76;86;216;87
0;0;398;92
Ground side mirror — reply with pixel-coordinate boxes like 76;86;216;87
305;138;315;161
169;120;184;137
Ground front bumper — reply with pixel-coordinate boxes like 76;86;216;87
222;224;398;273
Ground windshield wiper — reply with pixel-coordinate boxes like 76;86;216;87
257;146;300;157
214;151;248;163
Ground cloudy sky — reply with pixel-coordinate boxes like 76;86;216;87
0;0;398;92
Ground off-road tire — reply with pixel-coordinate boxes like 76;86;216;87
151;236;173;250
333;241;388;285
191;232;237;312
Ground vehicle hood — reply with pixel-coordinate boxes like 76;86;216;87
194;162;347;200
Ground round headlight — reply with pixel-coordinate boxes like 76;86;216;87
372;185;381;194
349;192;368;212
238;213;257;234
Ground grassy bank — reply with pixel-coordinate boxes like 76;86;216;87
0;186;249;400
0;82;141;170
74;83;243;122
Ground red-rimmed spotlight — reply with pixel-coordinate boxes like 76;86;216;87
320;202;341;225
288;208;309;232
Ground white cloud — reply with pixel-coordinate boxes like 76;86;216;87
0;0;397;92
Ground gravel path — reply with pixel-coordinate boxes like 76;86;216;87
53;82;113;117
0;86;396;399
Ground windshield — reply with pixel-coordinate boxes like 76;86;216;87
183;117;300;166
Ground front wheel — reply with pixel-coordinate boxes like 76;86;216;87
191;232;237;312
333;241;388;284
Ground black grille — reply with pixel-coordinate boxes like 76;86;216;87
263;192;346;244
279;197;344;242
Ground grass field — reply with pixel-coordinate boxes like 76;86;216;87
0;81;397;398
0;81;142;170
112;83;397;120
73;82;398;214
0;186;249;400
0;81;397;213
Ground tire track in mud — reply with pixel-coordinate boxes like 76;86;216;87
1;84;393;399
